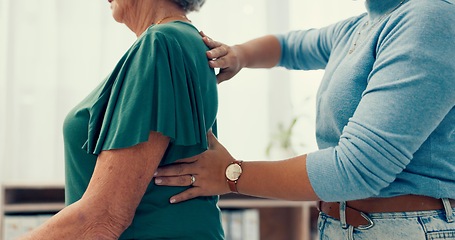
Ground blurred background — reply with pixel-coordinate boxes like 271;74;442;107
0;0;365;184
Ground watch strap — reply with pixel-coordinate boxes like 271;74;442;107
228;180;238;193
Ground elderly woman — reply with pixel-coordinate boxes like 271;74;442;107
19;0;223;239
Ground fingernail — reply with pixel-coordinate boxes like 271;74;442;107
155;178;162;184
153;171;158;176
170;198;176;204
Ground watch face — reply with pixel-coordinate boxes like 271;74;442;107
226;163;242;181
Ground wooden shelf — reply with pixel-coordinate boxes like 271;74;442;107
220;194;318;240
1;183;66;239
4;203;65;214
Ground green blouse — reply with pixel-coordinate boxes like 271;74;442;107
63;21;223;239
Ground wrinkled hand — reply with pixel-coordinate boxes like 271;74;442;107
200;31;244;84
154;131;236;203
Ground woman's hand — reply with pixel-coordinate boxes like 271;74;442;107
154;131;236;203
200;31;245;84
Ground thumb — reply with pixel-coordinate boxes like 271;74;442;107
216;72;230;84
207;130;219;149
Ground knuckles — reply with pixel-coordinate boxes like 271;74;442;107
175;164;185;174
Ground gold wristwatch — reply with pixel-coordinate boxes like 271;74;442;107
225;160;243;193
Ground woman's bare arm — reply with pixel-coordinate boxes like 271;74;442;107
19;131;169;240
154;131;319;203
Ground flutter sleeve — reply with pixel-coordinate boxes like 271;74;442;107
83;29;214;155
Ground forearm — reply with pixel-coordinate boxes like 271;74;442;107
19;132;169;239
236;35;281;69
18;201;122;240
21;184;138;240
154;132;320;203
236;155;319;201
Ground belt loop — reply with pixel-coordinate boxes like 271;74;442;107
346;225;354;240
442;198;454;223
339;201;349;229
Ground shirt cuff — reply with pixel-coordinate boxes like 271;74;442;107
306;148;344;202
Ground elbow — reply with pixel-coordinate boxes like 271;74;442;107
86;212;133;239
78;200;134;239
92;219;132;240
105;210;134;234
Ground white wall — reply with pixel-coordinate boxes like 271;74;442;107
288;0;366;154
0;0;135;183
189;0;292;161
0;0;9;182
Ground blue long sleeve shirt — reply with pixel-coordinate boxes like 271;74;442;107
277;0;455;201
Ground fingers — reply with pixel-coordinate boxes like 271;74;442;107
200;31;223;52
173;156;197;164
199;31;208;38
206;45;228;62
154;174;203;203
200;31;227;62
154;159;195;177
199;31;211;41
199;31;239;83
154;174;195;187
169;188;202;204
155;175;203;204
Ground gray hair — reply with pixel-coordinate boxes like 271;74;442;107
171;0;206;12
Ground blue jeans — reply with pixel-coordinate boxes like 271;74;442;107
318;199;455;239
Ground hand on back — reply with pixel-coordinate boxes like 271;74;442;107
201;31;244;83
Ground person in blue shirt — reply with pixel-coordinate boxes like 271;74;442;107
154;0;455;238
